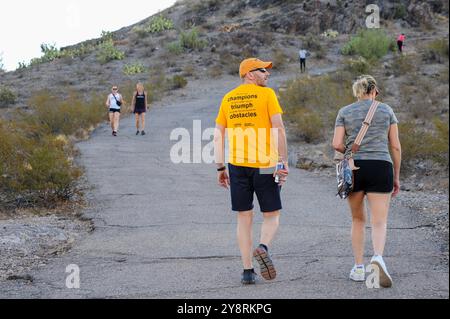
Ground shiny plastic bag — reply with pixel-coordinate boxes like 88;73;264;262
336;158;354;199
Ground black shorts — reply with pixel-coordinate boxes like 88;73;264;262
228;164;282;213
353;160;394;194
134;109;146;114
109;108;121;113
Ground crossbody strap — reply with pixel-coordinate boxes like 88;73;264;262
351;100;380;154
112;93;120;103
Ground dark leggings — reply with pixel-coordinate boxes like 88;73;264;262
300;58;306;72
397;41;403;53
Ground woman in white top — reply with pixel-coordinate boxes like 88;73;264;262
105;86;124;136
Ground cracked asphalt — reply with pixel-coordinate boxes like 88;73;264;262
0;75;448;299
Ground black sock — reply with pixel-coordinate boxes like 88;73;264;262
244;268;254;274
260;244;268;252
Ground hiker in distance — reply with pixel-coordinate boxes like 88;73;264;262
214;58;289;285
299;48;309;73
332;75;402;288
131;82;149;136
397;33;405;53
106;85;124;136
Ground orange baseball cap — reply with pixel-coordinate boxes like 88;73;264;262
239;58;273;78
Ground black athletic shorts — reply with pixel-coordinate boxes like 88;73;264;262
353;160;394;194
134;108;146;114
109;108;121;113
228;163;282;213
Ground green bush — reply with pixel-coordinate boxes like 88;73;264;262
279;72;355;143
167;41;184;55
97;39;125;64
0;86;17;107
100;30;114;42
61;43;95;60
166;28;208;55
341;29;395;61
180;28;208;50
123;62;146;75
133;15;174;35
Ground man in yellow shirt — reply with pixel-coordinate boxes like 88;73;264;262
214;58;289;285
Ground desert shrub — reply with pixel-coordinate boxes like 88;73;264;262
168;75;188;90
100;30;115;42
321;29;339;38
0;86;17;107
341;29;395;61
272;49;289;69
133;15;174;35
423;39;449;63
399;118;449;167
392;54;416;77
167;41;184;55
97;39;125;64
279;72;355;143
123;62;146;75
166;28;208;54
7;90;106;215
144;68;168;102
27;43;62;66
182;65;195;77
25;91;105;136
302;32;325;59
304;33;322;51
344;57;372;75
180;28;208;51
0;118;83;210
219;51;241;75
393;4;407;19
61;43;94;60
191;0;222;15
289;110;325;143
207;64;223;78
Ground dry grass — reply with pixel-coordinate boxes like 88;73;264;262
279;72;355;143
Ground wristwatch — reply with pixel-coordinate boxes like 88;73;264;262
217;166;226;172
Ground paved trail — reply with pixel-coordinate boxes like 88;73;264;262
0;75;448;299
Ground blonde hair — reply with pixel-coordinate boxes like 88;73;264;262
136;82;144;92
352;75;378;99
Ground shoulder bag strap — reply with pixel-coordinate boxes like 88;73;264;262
350;100;380;154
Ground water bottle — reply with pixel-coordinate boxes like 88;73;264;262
275;161;285;184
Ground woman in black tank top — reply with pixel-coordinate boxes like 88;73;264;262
131;82;149;136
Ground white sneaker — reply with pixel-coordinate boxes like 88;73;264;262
349;265;366;282
370;255;393;288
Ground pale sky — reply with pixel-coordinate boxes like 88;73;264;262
0;0;177;71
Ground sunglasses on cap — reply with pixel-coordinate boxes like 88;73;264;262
250;68;268;73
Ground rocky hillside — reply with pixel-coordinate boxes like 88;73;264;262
0;0;448;107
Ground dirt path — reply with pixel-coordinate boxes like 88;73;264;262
0;73;448;299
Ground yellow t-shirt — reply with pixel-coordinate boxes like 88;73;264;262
215;84;283;168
